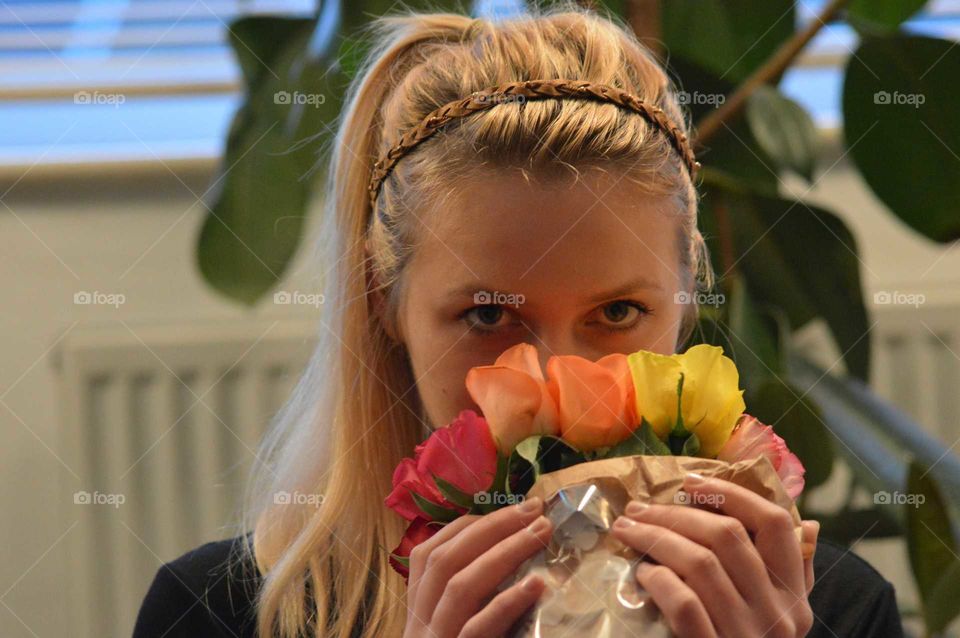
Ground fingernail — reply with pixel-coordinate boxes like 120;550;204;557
685;472;707;486
527;515;550;534
518;496;542;513
520;574;542;591
614;516;636;529
625;501;649;517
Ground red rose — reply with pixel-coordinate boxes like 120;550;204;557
389;517;441;580
384;410;499;521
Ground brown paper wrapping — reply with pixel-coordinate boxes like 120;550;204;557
504;454;803;637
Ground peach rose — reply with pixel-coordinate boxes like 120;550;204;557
465;343;560;454
546;352;638;451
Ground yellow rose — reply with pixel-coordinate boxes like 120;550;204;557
625;344;745;458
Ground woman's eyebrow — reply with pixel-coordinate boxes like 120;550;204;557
584;277;663;303
442;284;520;303
443;277;662;304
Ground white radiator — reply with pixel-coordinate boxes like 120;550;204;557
54;318;316;638
51;305;959;637
871;303;960;446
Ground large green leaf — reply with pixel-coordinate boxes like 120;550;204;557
906;460;960;633
843;34;960;242
847;0;928;32
662;0;796;84
926;561;960;633
199;13;344;304
746;85;819;181
748;378;834;490
700;176;871;381
669;59;780;191
726;273;783;396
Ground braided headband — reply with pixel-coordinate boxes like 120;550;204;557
368;78;700;211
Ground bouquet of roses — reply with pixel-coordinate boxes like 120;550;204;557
385;343;805;572
385;343;806;634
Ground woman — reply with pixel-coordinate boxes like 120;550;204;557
134;4;904;637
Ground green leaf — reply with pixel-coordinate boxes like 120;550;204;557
606;418;671;457
680;432;701;457
662;0;796;84
726;273;783;397
748;378;834;490
411;491;461;523
926;561;960;633
906;460;960;633
199;13;345;304
843;34;960;242
507;435;585;496
669;59;780;191
847;0;928;32
699;180;871;381
746;85;819;181
431;474;476;511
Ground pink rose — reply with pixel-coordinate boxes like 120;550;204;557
384;410;498;521
389;517;440;580
717;414;806;499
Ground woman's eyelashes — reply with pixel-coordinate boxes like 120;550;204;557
458;299;652;337
460;304;517;336
589;299;653;333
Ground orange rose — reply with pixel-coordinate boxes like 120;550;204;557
546;353;638;451
465;343;559;454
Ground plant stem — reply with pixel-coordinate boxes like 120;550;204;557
626;0;663;61
713;190;737;281
693;0;851;148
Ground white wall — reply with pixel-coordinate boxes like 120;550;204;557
2;139;958;636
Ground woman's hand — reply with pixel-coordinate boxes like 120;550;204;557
610;472;819;638
403;496;553;638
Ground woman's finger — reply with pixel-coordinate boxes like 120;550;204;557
801;519;820;596
412;496;544;623
458;573;546;638
431;514;553;635
611;517;749;637
633;561;718;638
406;514;478;609
620;501;771;603
681;473;805;596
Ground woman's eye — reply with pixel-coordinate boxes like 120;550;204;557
462;305;511;333
595;300;650;331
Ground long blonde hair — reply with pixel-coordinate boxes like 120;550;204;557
237;3;714;636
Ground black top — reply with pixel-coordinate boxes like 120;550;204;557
133;534;904;637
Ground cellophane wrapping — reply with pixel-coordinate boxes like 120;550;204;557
503;454;802;637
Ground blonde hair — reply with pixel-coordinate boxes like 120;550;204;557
237;3;715;637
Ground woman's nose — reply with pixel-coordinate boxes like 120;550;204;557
534;334;596;370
